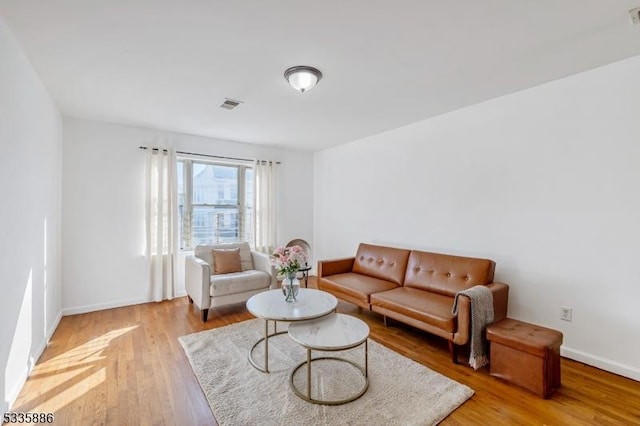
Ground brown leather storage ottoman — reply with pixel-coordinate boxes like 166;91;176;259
486;318;563;398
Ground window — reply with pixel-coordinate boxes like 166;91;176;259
177;159;254;250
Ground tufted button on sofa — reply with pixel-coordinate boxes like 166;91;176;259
318;243;509;363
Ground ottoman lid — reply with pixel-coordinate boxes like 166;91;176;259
486;318;563;358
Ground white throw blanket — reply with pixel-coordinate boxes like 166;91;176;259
452;285;494;370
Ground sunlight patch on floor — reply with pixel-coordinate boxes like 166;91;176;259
35;326;138;375
32;367;106;414
13;325;138;412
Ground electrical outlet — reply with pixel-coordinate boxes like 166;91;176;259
560;306;573;322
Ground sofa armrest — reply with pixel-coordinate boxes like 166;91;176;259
185;256;211;309
252;250;277;289
452;282;509;345
488;282;509;323
318;257;355;278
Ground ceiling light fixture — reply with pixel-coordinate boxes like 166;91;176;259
284;66;322;93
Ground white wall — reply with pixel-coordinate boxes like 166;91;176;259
62;118;314;314
0;17;63;412
314;55;640;380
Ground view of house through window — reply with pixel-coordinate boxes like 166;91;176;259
177;159;254;250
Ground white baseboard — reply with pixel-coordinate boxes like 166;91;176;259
48;311;63;339
6;310;63;411
62;293;189;316
62;297;151;316
35;311;63;360
561;346;640;381
5;366;28;413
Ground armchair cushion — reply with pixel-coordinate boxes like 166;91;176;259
212;248;242;274
187;243;276;322
195;242;253;275
210;270;271;297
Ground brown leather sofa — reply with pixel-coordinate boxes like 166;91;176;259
318;243;509;363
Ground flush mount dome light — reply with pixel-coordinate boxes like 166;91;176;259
284;66;322;93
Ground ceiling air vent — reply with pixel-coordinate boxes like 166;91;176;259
220;98;243;110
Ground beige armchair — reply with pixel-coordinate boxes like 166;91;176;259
185;242;277;321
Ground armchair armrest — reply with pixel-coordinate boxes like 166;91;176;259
185;256;211;309
452;282;509;345
317;257;355;278
251;250;277;289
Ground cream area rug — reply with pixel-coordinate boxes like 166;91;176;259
179;319;474;426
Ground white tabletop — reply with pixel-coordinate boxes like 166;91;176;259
246;289;338;322
288;313;370;351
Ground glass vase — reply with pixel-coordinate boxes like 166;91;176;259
282;271;300;302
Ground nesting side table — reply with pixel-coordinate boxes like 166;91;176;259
288;313;370;405
246;289;337;373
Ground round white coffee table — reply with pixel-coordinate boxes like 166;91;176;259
288;313;370;405
246;288;338;373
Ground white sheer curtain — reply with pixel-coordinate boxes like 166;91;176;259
145;147;179;301
253;159;279;253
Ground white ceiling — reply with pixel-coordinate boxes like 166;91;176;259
2;1;640;151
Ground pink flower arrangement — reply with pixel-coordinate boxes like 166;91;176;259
271;245;308;277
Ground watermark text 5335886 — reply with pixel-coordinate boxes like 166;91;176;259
3;412;55;423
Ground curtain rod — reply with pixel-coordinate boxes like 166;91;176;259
138;146;281;164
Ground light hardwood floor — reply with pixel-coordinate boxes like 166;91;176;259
11;277;640;425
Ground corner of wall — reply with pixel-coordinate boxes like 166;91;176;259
0;16;64;413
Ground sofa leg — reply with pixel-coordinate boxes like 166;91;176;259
383;316;388;327
202;309;209;322
449;341;458;364
188;296;193;304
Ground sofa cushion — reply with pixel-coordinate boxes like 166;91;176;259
352;243;411;285
403;250;495;297
320;272;399;305
195;242;253;275
212;248;243;274
210;270;271;297
370;287;457;333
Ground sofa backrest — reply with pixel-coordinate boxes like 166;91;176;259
194;242;254;275
404;250;495;297
352;243;411;285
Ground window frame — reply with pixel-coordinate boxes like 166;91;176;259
178;158;252;251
